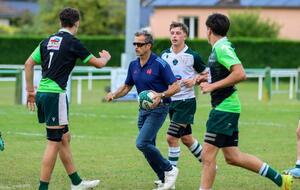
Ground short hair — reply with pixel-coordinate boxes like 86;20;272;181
59;7;80;27
169;21;189;35
134;30;154;45
205;13;230;36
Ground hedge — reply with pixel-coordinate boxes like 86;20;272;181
0;36;299;68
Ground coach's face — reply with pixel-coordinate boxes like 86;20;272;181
133;35;151;57
170;27;186;47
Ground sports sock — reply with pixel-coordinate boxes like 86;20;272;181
38;181;49;190
189;139;202;162
295;160;300;168
259;163;282;186
168;146;180;166
69;172;82;185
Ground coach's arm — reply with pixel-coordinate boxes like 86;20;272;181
105;84;133;102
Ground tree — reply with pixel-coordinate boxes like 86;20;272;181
33;0;125;35
228;11;281;38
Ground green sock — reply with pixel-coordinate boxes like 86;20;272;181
69;172;82;185
259;163;282;187
38;181;49;190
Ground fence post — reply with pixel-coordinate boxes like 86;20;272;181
263;67;272;102
297;67;300;100
14;69;22;104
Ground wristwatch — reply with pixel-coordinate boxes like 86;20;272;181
161;92;166;99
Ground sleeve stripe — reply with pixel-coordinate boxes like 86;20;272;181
83;54;94;64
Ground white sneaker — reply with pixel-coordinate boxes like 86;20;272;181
71;179;100;190
153;180;175;190
163;167;178;190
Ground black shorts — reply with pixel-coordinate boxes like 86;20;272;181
204;131;239;148
167;124;192;138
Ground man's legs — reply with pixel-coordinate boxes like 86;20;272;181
166;121;183;167
59;131;83;186
296;120;300;163
39;126;64;190
59;130;100;190
285;120;300;178
200;142;219;189
181;133;202;162
222;146;289;188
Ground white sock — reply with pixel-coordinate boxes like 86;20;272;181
168;146;180;167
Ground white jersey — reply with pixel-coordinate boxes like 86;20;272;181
161;45;206;101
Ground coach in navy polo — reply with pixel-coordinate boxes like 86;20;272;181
125;52;175;104
106;30;180;189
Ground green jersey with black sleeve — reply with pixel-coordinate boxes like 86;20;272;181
207;37;242;113
31;29;93;93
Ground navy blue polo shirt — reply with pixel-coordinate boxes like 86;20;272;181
125;53;176;103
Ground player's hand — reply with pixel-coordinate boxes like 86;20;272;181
182;79;195;88
195;71;208;84
150;91;161;109
199;82;214;94
105;92;115;102
26;91;36;111
99;50;111;64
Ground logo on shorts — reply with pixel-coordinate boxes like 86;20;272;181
52;117;56;122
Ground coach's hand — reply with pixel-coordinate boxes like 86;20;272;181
26;91;35;111
150;91;161;109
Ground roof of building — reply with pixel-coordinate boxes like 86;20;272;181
0;1;39;18
152;0;300;8
3;1;39;13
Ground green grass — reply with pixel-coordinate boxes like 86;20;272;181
0;80;299;190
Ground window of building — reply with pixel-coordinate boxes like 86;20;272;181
180;16;198;39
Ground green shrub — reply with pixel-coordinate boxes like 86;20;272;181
0;36;299;68
228;11;280;38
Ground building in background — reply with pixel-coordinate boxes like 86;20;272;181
0;0;38;26
145;0;300;40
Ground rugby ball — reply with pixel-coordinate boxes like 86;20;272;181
138;90;155;110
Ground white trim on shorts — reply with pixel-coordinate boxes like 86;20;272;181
58;93;68;126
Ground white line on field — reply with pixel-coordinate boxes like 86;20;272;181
70;112;136;119
6;131;87;139
0;184;31;189
240;121;284;127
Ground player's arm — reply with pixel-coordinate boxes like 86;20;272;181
87;50;111;68
105;84;133;102
24;56;36;111
200;64;246;93
25;45;41;111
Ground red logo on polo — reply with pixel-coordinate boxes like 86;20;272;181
146;69;152;75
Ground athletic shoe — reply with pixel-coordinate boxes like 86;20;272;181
0;132;4;151
283;168;300;178
71;179;100;190
163;166;178;190
281;175;293;190
153;180;175;190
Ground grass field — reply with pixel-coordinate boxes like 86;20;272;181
0;80;299;190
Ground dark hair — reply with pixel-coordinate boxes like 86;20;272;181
59;7;80;27
206;13;230;36
134;30;154;45
169;21;189;35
